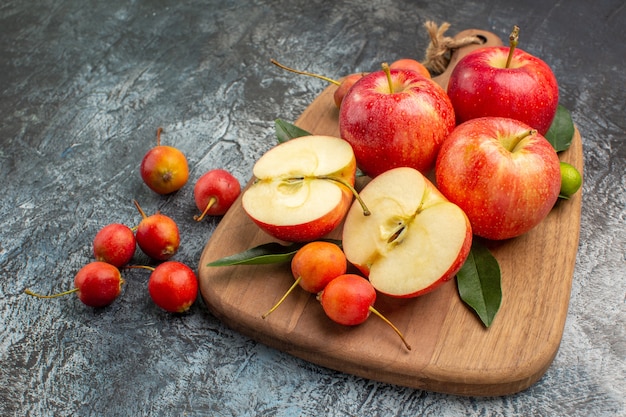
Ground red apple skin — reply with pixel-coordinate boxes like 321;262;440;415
333;73;366;108
249;186;353;242
447;46;559;135
339;68;456;177
389;58;431;78
435;117;561;240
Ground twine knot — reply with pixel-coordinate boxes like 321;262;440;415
422;21;483;74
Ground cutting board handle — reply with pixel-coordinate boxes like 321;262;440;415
432;29;503;90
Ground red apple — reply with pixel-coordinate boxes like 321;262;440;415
342;167;472;298
339;65;455;177
446;45;559;135
435;117;561;240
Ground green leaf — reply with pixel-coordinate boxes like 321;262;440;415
456;239;502;327
206;239;342;267
545;105;575;152
275;119;312;143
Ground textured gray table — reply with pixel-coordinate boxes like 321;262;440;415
1;1;624;416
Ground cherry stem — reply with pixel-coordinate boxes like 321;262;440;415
194;196;217;222
156;127;163;146
316;175;371;216
368;306;412;351
123;265;156;272
262;276;302;319
133;199;148;220
381;62;393;94
24;287;79;299
508;129;537;152
505;25;520;69
271;59;340;86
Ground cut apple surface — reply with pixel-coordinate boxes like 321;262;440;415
242;135;357;242
342;167;472;298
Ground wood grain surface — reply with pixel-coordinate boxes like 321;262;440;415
197;29;583;396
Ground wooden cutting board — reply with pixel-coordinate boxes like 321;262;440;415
198;29;583;396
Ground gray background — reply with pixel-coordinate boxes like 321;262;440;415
1;0;624;416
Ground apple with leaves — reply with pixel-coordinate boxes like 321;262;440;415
435;117;561;240
342;167;472;297
242;135;369;242
339;64;455;177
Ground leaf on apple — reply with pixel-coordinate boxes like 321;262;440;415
544;105;575;152
456;240;502;327
274;119;312;143
206;239;342;266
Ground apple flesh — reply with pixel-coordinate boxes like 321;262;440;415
447;46;559;135
339;66;456;177
242;135;358;242
435;117;561;240
342;167;472;298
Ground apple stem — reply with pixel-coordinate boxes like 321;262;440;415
194;196;217;222
317;175;371;216
133;199;148;220
505;25;520;69
508;129;537;152
368;306;411;350
271;59;341;86
155;127;163;146
24;287;79;299
262;276;302;319
381;62;393;94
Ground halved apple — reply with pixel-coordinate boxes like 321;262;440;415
342;167;472;298
242;135;361;242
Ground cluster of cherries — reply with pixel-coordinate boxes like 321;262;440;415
25;128;241;313
262;241;411;351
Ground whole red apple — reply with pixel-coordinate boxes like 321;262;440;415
435;117;561;240
447;46;559;135
339;65;455;177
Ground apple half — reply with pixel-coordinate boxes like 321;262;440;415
242;135;358;242
342;167;472;298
